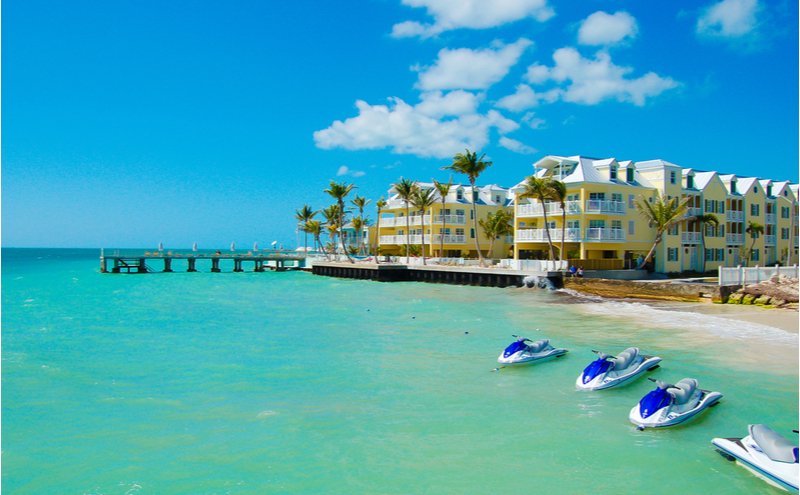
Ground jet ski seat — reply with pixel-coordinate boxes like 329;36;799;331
669;378;698;405
612;347;639;370
750;424;800;463
527;339;550;353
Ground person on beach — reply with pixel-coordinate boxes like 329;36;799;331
569;265;577;277
577;266;584;277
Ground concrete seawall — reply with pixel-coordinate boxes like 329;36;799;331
564;277;738;303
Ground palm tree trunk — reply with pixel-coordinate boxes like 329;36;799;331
304;230;308;259
421;210;427;266
486;237;496;261
638;233;662;269
541;199;555;261
470;179;484;266
560;207;566;262
375;207;381;264
440;199;446;264
405;204;411;264
339;200;354;263
700;229;706;274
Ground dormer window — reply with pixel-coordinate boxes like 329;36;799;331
753;187;757;194
670;171;676;184
627;168;635;183
473;191;479;201
610;166;617;180
731;181;737;194
767;185;773;196
495;195;501;203
686;176;694;189
457;190;463;200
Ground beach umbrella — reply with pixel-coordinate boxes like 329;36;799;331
231;242;235;252
254;242;258;252
192;242;198;252
158;241;163;252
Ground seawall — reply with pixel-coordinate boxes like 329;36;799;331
563;277;738;303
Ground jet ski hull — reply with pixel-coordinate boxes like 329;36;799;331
497;348;568;365
576;356;662;391
712;436;799;493
629;390;722;428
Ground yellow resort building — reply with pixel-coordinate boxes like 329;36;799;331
376;182;513;259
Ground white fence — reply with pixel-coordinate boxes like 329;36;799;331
499;259;569;271
718;265;798;285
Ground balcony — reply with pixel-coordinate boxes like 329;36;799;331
765;235;776;246
726;233;744;245
380;216;426;227
585;200;626;215
681;232;702;244
685;207;703;218
381;234;466;245
516;228;581;243
432;234;466;244
765;213;776;224
585;228;626;242
431;214;466;225
517;201;581;218
726;211;744;221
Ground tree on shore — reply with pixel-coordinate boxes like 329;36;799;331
294;205;317;258
304;220;323;255
351;217;364;256
743;221;764;267
548;179;568;261
375;196;386;263
433;178;453;263
324;181;356;264
442;149;492;266
634;192;691;269
693;213;719;273
478;210;513;262
410;187;437;265
518;175;556;260
393;177;418;264
351;196;371;255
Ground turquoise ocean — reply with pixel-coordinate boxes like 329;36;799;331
2;248;798;494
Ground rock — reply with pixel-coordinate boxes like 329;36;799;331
770;299;787;307
754;295;772;306
769;273;781;284
741;294;757;305
728;292;745;304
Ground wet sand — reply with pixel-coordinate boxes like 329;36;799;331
644;301;799;334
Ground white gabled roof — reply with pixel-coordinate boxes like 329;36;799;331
736;176;760;195
772;181;795;201
693;171;719;191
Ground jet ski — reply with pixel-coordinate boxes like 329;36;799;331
497;334;568;365
629;377;722;429
576;348;662;391
712;425;799;493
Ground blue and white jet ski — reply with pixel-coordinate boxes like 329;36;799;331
629;377;722;429
497;334;568;365
712;425;799;493
576;348;662;391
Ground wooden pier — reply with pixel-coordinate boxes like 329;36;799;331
101;252;306;274
311;262;563;289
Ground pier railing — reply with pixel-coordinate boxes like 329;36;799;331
718;264;798;285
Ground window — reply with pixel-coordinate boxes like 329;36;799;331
670;171;676;184
589;192;605;200
456;228;465;236
470;228;475;239
751;204;759;216
782;228;789;240
628;194;635;209
518;222;525;228
628;220;635;236
767;185;773;197
611;193;623;203
686;175;694;188
751;249;759;262
495;195;501;203
567;220;580;229
627;168;635;182
719;225;725;237
668;248;678;262
705;249;713;262
705;199;712;212
610;166;617;180
455;209;465;217
718;201;724;213
473;191;479;201
470;210;474;220
667;225;678;236
730;181;737;194
457;190;463;200
753;187;757;194
567;193;580;201
611;220;622;230
782;207;790;219
589;220;606;228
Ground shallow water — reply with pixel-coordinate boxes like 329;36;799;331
2;249;798;494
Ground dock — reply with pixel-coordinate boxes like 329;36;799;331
101;252;306;273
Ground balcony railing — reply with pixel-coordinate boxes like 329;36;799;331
685;207;703;218
585;228;626;241
517;201;581;218
516;228;581;242
765;235;776;246
726;211;744;221
681;232;702;244
380;234;466;245
431;214;466;225
765;213;776;224
585;200;626;215
432;234;466;244
726;233;744;244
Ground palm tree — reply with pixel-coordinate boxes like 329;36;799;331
548;179;568;261
351;196;371;255
433;178;453;263
634;192;691;269
693;213;719;273
304;220;323;255
393;177;418;264
351;216;364;256
518;175;556;260
321;204;340;227
441;149;493;265
410;187;437;265
478;210;513;262
294;205;317;258
324;181;356;263
325;223;339;258
375;196;386;263
743;221;764;267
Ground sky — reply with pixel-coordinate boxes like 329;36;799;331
3;0;798;249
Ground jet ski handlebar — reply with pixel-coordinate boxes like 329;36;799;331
512;334;532;342
648;377;675;390
591;350;616;360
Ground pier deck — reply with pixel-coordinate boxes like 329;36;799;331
101;252;306;273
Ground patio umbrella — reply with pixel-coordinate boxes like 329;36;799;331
158;241;163;252
192;242;198;252
254;242;258;252
231;242;235;252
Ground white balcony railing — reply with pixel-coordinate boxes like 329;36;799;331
765;235;776;246
726;211;744;221
685;207;703;218
517;201;581;218
585;200;626;215
516;228;581;242
431;214;466;225
585;228;626;241
431;234;466;244
765;213;776;224
726;233;744;244
381;234;466;245
681;232;703;244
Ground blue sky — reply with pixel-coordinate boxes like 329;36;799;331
3;0;798;249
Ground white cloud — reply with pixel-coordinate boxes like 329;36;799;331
314;97;519;159
697;0;762;38
415;38;533;91
336;166;366;177
391;0;555;39
522;112;547;129
578;11;639;46
523;47;679;106
415;90;483;118
499;137;537;154
495;84;561;112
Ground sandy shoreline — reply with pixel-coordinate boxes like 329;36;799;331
641;300;799;334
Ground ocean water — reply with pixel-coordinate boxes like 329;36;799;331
2;248;798;495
